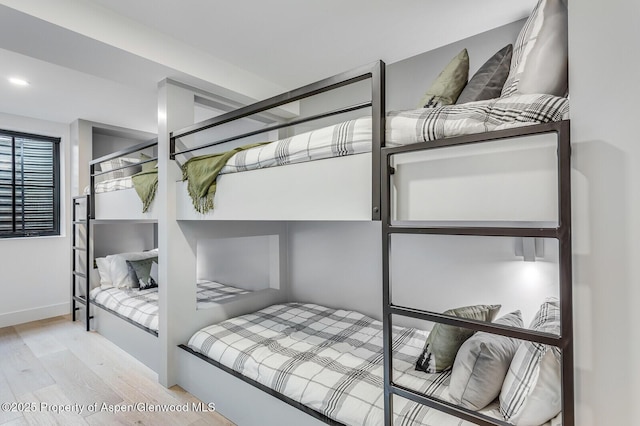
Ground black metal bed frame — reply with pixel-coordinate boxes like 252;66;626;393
71;139;159;336
381;120;573;426
166;63;573;425
71;194;91;331
170;60;386;220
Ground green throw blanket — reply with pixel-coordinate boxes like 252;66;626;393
182;142;268;214
132;169;158;213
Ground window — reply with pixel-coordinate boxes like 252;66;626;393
0;130;60;238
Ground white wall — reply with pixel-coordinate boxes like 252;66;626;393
568;1;640;424
0;112;71;327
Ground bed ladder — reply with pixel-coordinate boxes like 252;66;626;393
71;194;92;331
380;121;574;426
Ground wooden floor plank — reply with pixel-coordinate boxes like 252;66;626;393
38;350;123;413
0;417;28;426
0;371;22;425
16;384;88;426
0;317;235;426
0;328;55;397
13;317;68;358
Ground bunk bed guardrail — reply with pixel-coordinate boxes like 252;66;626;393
89;137;158;220
381;120;573;426
169;60;386;220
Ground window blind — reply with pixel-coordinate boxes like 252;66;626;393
0;130;60;238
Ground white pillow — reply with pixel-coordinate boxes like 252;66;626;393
107;249;159;289
501;0;568;98
449;311;524;410
499;298;561;425
95;257;113;289
150;261;159;285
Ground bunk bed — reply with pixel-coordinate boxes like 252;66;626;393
89;138;159;220
170;60;573;425
80;139;280;371
166;1;573;422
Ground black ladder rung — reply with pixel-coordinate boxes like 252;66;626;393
73;295;87;305
72;272;87;278
386;225;559;238
390;383;510;426
389;305;563;347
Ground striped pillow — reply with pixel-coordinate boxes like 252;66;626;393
501;0;568;98
499;298;562;425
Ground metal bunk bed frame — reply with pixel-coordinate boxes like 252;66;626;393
72;138;159;336
167;60;574;425
170;60;386;221
381;120;573;426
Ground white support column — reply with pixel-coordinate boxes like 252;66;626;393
157;80;195;387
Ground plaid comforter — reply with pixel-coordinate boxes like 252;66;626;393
188;303;501;426
83;177;134;194
90;281;251;332
90;286;159;332
219;94;568;175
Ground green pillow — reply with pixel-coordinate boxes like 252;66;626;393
126;257;158;290
140;153;157;172
415;304;501;373
417;48;469;109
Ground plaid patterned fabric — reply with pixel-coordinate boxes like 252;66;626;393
196;280;252;309
499;298;561;421
386;93;568;147
90;286;159;332
90;281;251;332
188;303;507;426
91;176;135;194
220;118;373;174
217;94;568;176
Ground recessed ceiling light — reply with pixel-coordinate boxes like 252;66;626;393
9;77;29;86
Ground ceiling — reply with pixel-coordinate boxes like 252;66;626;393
0;0;535;133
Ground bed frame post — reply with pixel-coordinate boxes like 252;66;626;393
371;61;386;221
557;120;574;426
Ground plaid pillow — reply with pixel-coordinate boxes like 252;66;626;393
501;0;568;98
499;298;562;424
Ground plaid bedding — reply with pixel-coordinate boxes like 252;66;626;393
90;281;251;332
218;94;568;176
187;303;510;426
84;176;135;194
90;285;159;332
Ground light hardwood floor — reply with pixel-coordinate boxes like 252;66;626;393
0;315;235;426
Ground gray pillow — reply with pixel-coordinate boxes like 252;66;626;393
417;49;469;108
415;304;501;373
501;0;568;97
449;311;524;410
456;44;513;104
126;257;158;290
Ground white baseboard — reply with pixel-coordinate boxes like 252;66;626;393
0;302;70;328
